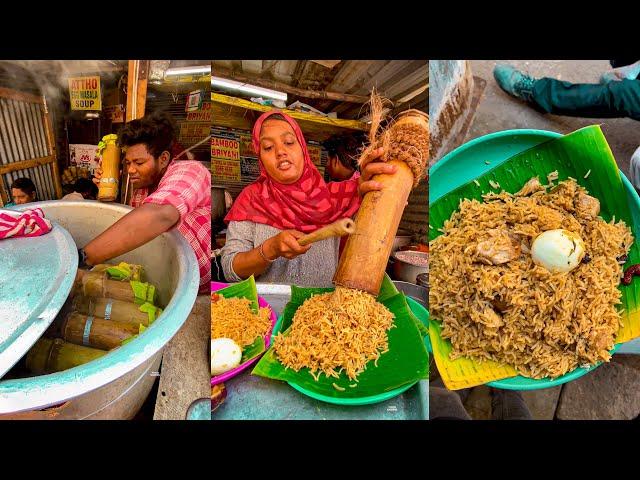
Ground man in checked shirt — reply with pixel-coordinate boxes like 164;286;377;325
81;112;211;293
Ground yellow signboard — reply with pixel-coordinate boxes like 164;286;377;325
68;76;102;111
212;159;241;182
211;136;240;161
179;122;210;143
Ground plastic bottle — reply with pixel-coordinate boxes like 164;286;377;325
97;134;120;202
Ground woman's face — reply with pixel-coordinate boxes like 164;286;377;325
259;119;305;184
11;188;35;204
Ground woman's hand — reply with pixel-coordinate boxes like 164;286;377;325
263;230;311;260
358;147;398;197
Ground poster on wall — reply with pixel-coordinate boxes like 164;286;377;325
186;102;211;121
179;122;210;145
68;76;102;111
211;129;241;182
69;144;99;173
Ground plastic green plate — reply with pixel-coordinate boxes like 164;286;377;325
429;129;639;390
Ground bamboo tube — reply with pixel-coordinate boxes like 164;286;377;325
297;218;355;246
98;135;121;202
73;295;155;326
80;270;156;304
63;312;139;350
26;338;107;375
333;110;429;295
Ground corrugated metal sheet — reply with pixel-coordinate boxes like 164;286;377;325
212;60;428;120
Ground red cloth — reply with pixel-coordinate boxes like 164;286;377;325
130;160;211;291
0;208;52;239
224;111;361;233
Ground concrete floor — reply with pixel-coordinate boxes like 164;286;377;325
445;61;640;420
468;60;640;178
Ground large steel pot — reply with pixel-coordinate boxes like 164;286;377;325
0;200;199;418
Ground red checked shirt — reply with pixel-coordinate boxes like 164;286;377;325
130;160;211;291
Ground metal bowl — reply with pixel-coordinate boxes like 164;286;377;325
391;251;429;284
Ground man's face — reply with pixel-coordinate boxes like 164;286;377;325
259;120;305;184
11;188;34;204
124;144;167;189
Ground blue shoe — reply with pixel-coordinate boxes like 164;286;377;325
493;64;536;102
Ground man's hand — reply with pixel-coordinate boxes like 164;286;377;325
92;167;102;187
263;230;311;260
83;203;180;266
358;147;398;197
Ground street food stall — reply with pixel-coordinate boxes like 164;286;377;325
0;60;209;419
211;60;430;419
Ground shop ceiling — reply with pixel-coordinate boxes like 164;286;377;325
212;60;428;120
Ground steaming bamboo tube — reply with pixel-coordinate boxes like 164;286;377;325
97;134;120;202
333;110;429;295
73;295;157;326
62;312;139;350
26;338;107;375
297;218;355;246
78;270;157;305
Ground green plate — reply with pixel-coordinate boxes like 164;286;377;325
267;296;430;406
429;128;639;390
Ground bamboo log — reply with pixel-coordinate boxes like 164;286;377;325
333;110;429;295
63;312;139;350
297;218;355;246
26;338;107;375
73;295;153;326
79;270;154;304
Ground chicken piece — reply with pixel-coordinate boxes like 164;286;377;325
516;177;545;197
470;306;504;328
574;191;600;219
475;229;521;265
535;206;565;231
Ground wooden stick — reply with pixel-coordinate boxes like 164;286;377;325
297;218;355;246
333;110;429;295
63;312;139;350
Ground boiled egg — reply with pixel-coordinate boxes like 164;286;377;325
531;229;586;273
211;338;242;376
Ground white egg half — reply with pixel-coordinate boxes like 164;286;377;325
211;338;242;376
531;229;586;273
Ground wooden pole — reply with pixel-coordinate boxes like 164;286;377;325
123;60;149;205
333;110;429;295
213;66;373;105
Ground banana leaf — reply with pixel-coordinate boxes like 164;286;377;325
252;274;430;399
428;125;640;389
213;275;269;363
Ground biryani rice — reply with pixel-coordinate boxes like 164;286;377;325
273;286;395;381
429;176;634;379
211;296;272;347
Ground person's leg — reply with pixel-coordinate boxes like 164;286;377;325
490;388;533;420
429;386;472;420
494;64;640;120
531;78;640;120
